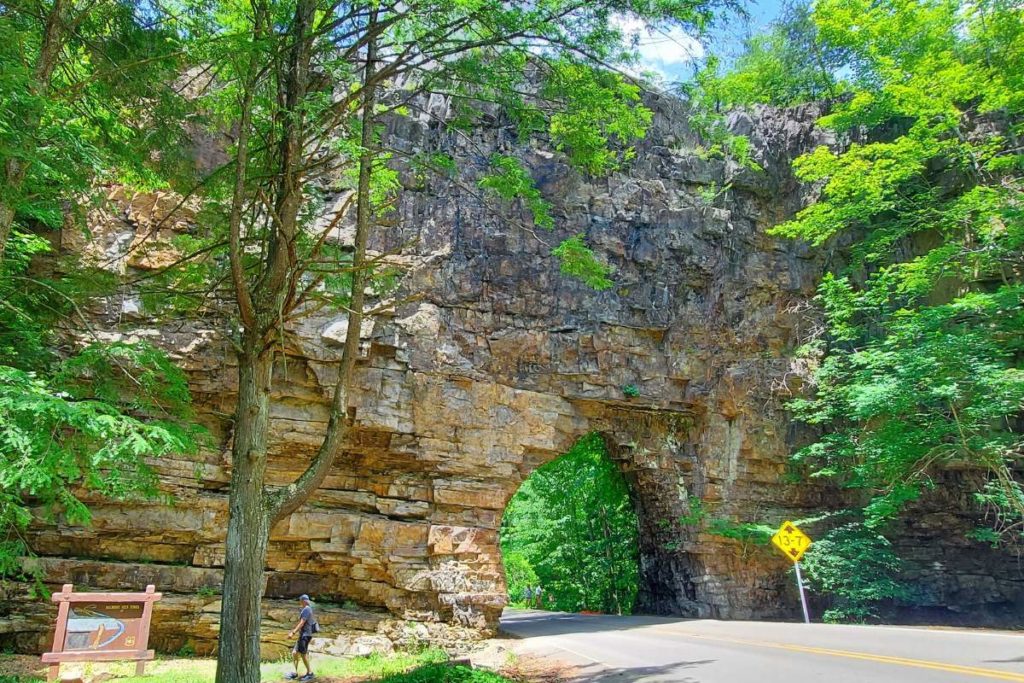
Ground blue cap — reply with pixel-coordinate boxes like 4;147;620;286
299;594;310;601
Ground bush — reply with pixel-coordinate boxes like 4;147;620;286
380;664;514;683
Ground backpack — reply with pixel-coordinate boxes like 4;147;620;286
311;619;320;634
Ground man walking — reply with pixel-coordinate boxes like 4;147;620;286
286;594;315;680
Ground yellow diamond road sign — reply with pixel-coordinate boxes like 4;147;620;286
772;521;812;563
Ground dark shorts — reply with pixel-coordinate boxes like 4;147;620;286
293;635;312;655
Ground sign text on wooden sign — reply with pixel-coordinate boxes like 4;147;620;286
41;584;161;681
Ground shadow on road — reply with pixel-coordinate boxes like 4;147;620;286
565;658;715;682
501;609;693;638
502;608;1024;683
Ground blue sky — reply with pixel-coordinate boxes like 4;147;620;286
623;0;788;84
748;0;788;27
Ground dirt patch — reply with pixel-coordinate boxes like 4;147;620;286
0;654;46;681
501;655;578;683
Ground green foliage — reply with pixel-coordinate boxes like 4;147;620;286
671;497;775;553
696;181;730;206
621;384;640;398
0;360;199;579
2;649;458;683
551;235;614;291
479;156;554;229
501;433;639;614
266;650;451;682
543;61;652;175
0;233;199;583
788;284;1024;530
680;57;762;171
677;497;707;526
681;3;852;172
376;664;514;683
773;0;1024;542
800;523;913;623
501;551;539;606
0;0;193;236
690;0;1024;620
0;676;41;683
0;0;203;585
682;75;763;172
705;519;774;545
688;4;848;109
966;526;1002;547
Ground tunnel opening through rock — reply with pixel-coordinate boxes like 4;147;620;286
498;433;641;615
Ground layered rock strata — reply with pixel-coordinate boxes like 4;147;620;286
2;94;1021;655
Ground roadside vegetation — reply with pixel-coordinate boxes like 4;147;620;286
685;0;1024;622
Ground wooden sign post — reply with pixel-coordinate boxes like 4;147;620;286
41;584;161;681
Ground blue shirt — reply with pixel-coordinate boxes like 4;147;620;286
299;605;314;636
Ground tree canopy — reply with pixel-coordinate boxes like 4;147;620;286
0;0;201;586
687;0;1024;620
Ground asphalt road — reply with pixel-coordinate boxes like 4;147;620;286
500;609;1024;682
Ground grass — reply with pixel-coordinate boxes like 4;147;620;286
371;663;514;683
256;650;448;682
0;649;520;683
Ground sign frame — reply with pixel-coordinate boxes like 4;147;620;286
771;521;812;563
41;584;161;681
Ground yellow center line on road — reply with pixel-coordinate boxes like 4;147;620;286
646;627;1024;681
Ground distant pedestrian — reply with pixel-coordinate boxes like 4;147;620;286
534;586;544;609
286;594;316;680
521;585;532;605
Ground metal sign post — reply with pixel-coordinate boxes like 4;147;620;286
794;561;810;625
771;521;813;624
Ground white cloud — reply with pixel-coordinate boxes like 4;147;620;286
612;15;705;83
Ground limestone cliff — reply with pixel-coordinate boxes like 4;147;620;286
2;94;1021;656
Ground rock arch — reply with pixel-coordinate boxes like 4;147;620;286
6;94;831;653
9;93;1018;656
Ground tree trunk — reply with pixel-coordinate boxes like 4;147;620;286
0;201;17;263
214;6;379;681
216;348;274;683
600;506;622;615
265;16;378;524
0;0;67;263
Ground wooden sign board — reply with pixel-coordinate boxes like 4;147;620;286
41;584;161;681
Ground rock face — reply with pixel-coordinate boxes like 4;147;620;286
3;94;1022;655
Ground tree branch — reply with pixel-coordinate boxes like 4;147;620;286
268;7;380;523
